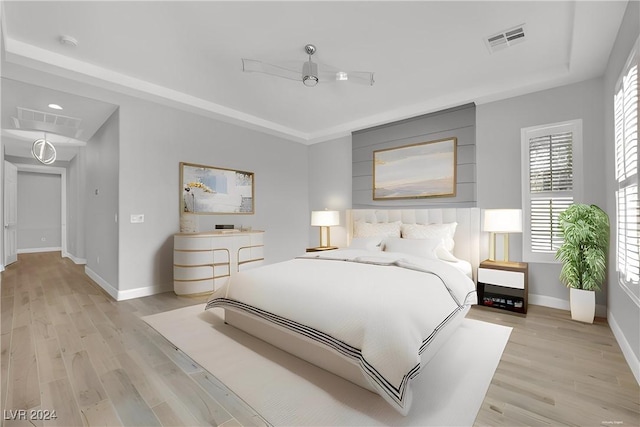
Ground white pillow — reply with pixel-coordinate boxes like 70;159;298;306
383;237;440;259
348;237;383;251
353;221;401;238
401;222;457;252
435;245;459;262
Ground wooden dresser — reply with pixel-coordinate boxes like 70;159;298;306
173;230;265;296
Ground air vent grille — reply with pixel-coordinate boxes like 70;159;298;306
485;24;526;54
12;107;83;139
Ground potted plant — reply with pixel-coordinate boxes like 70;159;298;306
555;204;609;323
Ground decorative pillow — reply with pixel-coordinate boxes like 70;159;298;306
401;222;457;252
435;245;459;262
353;221;401;238
383;237;440;259
348;237;384;251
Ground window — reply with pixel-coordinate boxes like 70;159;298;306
521;120;583;263
615;37;639;306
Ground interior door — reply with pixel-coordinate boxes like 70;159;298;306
4;161;18;266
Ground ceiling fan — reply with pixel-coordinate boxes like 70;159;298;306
242;44;375;87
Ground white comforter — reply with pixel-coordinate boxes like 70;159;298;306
205;249;477;415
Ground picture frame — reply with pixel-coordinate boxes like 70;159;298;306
373;137;457;200
180;162;254;214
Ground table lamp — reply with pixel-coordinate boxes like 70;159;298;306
483;209;522;262
311;210;339;249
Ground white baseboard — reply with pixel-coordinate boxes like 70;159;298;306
63;252;87;265
85;266;119;300
83;266;172;301
608;312;640;386
117;283;173;301
18;247;62;254
529;293;607;317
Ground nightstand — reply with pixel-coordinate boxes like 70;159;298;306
306;246;338;253
477;260;528;316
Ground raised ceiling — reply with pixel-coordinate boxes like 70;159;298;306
0;1;629;145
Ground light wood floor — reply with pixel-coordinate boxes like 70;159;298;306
1;252;639;426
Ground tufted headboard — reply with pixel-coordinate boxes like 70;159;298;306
347;208;482;280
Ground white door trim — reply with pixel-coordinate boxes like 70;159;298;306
15;163;67;258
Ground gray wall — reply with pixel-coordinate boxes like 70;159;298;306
308;135;352;248
67;149;86;261
85;109;120;289
603;0;640;369
117;98;309;293
477;78;606;309
3;61;310;297
16;171;61;250
352;104;476;208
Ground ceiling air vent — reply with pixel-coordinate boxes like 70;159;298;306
485;24;526;54
12;107;83;139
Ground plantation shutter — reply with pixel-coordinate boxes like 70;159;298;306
528;132;574;253
615;37;639;305
521;120;582;263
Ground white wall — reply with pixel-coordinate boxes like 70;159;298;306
16;171;61;251
308;135;352;248
603;0;640;381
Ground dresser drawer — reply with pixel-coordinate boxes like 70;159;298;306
478;267;524;289
174;279;213;296
174;250;212;266
174;236;212;251
174;265;213;281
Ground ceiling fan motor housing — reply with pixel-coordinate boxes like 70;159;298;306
302;60;319;86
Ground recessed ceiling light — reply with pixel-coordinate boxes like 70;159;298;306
48;103;63;110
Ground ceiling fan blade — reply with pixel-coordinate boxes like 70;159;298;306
242;59;300;81
338;71;375;86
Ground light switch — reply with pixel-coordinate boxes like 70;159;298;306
130;214;144;223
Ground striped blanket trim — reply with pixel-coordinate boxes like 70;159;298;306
205;258;473;410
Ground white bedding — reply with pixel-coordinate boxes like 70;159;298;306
205;249;477;415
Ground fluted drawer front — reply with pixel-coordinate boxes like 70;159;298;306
174;231;264;295
250;233;264;246
175;236;212;250
174;250;212;266
174;265;213;281
239;259;264;271
174;279;213;295
214;264;230;277
212;249;230;264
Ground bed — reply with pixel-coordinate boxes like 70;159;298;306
205;208;481;415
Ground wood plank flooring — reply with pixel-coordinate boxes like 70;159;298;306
1;252;639;426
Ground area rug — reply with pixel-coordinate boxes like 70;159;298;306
143;305;511;426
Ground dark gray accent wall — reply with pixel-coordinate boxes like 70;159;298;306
352;104;476;208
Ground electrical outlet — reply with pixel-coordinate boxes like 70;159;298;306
130;214;144;223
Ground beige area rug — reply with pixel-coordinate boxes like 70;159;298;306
143;305;511;426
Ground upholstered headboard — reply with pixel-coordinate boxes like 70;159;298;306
347;208;482;280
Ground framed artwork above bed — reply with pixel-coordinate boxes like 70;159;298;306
180;162;254;214
373;137;457;200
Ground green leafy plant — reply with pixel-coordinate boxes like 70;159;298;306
555;204;609;291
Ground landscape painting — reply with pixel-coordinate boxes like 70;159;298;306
373;138;457;200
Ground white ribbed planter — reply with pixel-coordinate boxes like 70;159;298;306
570;288;595;324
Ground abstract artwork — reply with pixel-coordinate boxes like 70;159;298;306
180;162;254;214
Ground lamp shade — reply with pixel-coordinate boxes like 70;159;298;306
483;209;522;233
311;210;340;227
